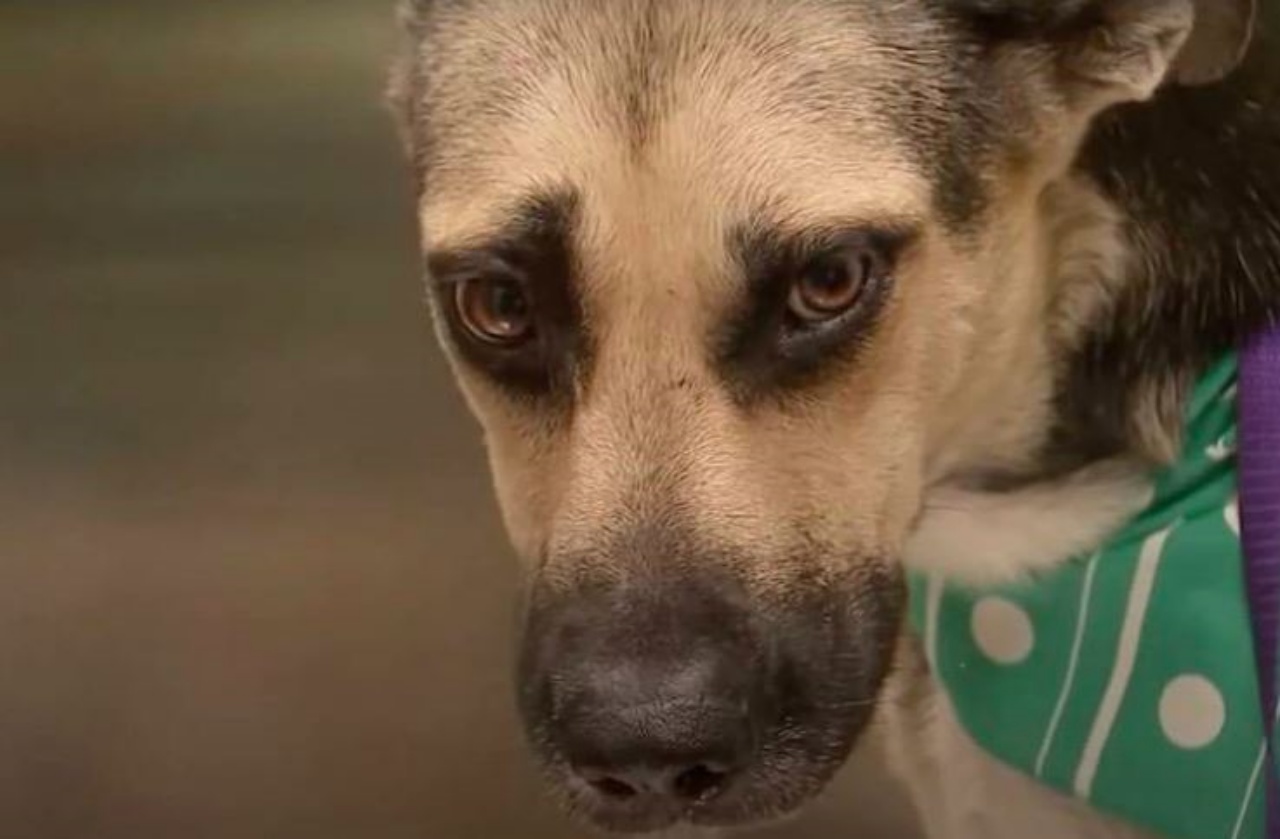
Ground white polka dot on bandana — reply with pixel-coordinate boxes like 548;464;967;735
1225;498;1240;537
971;597;1034;665
1159;675;1226;750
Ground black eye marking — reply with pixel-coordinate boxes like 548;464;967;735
717;222;914;402
426;191;585;399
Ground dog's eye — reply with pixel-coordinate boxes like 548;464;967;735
454;277;535;346
786;249;876;324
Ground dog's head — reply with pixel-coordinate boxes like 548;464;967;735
390;0;1254;832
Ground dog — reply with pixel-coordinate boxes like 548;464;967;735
388;1;1280;836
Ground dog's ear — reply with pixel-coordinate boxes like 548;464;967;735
1172;0;1257;85
956;0;1255;110
387;0;434;162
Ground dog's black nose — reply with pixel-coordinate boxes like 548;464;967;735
520;576;766;814
558;672;753;805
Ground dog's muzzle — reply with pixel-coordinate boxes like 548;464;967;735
518;574;767;829
516;562;902;833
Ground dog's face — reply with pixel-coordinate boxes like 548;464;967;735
392;0;1252;831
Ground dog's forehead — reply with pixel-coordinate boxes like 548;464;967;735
411;0;952;251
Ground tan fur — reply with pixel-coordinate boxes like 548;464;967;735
416;0;959;589
409;0;1138;584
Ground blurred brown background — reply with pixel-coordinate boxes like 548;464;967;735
0;2;917;837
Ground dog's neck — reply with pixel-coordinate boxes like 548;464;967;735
905;72;1280;581
920;172;1128;489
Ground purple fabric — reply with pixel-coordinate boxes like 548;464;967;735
1240;325;1280;839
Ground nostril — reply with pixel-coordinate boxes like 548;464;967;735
588;775;639;800
673;764;729;801
580;762;733;803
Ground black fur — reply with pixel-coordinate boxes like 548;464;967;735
941;0;1098;38
1053;1;1280;465
426;191;589;405
924;0;1280;469
717;222;913;406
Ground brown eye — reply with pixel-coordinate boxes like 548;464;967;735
454;277;535;346
787;250;873;324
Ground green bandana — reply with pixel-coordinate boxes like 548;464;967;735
908;356;1272;839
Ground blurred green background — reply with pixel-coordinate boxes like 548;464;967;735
0;2;916;836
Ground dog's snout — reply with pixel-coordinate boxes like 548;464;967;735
516;552;901;831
